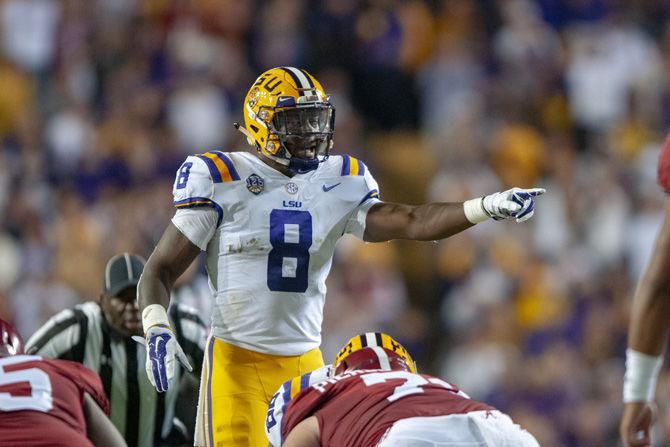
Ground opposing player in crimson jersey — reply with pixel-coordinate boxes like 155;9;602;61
621;136;670;447
0;319;126;447
267;333;538;447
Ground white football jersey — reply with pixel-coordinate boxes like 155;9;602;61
171;150;381;355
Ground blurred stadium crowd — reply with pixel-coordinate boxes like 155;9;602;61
1;0;670;445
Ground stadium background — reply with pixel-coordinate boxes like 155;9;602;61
1;0;669;445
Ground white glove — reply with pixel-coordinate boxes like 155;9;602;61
464;187;545;224
133;305;192;393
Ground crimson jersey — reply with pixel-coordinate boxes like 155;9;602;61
659;135;670;192
283;369;494;447
0;355;109;447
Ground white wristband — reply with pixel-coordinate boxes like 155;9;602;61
623;349;663;403
463;198;490;224
142;304;170;333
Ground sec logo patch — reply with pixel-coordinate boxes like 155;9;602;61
285;182;299;194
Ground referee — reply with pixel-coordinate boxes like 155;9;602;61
26;253;207;447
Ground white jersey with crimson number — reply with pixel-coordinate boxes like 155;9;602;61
171;151;380;355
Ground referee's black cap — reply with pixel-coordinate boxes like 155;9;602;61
103;253;146;296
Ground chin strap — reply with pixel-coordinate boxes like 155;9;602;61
288;157;320;174
234;122;328;174
287;139;333;174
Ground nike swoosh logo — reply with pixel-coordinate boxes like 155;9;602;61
322;182;341;192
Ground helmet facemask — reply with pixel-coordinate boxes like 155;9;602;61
265;102;335;174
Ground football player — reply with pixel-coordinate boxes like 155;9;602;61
267;332;539;446
136;67;545;446
0;319;127;446
621;136;670;447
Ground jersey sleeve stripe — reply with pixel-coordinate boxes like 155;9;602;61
279;381;291;444
290;376;302;399
202;152;232;182
341;154;350;175
300;371;311;391
341;155;365;176
358;189;380;205
358;160;367;176
350;157;360;175
196;154;223;183
211;151;241;181
173;197;224;227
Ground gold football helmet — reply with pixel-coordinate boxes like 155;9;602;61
333;332;418;374
237;67;335;174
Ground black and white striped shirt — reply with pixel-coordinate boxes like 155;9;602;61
25;301;207;447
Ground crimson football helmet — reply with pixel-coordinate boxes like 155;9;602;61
0;319;24;357
334;346;412;376
334;332;417;374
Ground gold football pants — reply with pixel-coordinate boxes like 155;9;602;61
195;336;324;447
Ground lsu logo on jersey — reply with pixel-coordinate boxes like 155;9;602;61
282;200;302;208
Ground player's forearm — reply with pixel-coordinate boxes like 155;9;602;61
283;416;321;447
624;273;670;404
629;283;670;355
137;223;201;312
629;200;670;355
364;188;544;242
404;202;474;241
137;262;172;311
364;202;473;242
83;393;127;447
623;200;670;404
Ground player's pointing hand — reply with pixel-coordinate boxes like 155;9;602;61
464;187;546;224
